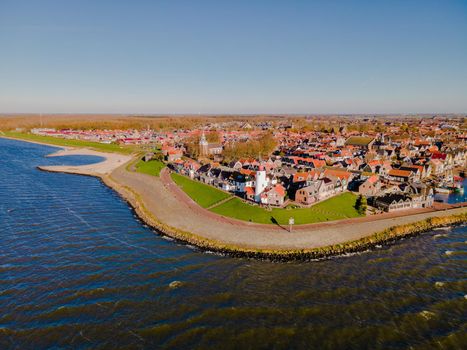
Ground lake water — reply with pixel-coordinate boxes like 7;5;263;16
0;138;466;349
434;179;467;204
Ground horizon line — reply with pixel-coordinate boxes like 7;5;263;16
1;112;466;117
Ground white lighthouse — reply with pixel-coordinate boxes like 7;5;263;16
255;165;267;202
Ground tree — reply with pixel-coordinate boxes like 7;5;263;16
360;195;367;215
153;152;164;161
374;123;384;133
222;132;277;162
258;132;277;157
184;135;200;159
207;131;221;143
355;195;367;215
357;123;369;133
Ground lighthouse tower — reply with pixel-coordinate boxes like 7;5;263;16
199;131;208;156
255;165;267;202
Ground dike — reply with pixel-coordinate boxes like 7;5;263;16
100;173;467;262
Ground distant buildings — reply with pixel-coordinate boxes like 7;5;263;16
32;114;467;212
345;136;375;149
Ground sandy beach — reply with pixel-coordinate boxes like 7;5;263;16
1;134;131;176
39;148;132;176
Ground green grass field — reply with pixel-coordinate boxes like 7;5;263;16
210;192;360;225
170;172;362;225
135;159;166;177
171;173;231;208
2;131;136;154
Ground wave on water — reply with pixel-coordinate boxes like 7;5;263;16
1;138;466;349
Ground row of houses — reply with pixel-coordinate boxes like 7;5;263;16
157;127;466;213
169;149;439;212
170;158;356;207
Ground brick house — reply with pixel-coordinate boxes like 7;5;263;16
358;175;381;196
260;184;286;206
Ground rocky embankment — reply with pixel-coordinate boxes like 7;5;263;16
102;172;466;261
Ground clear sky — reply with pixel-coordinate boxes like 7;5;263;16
0;0;466;114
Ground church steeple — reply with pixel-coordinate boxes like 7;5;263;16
199;131;208;156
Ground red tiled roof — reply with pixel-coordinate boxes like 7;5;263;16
274;184;286;197
388;169;412;177
323;169;352;180
293;172;309;183
309;159;325;168
367;175;379;184
240;168;256;176
293;170;318;183
414;140;430;146
245;187;255;195
404;165;423;172
431;152;447;160
368;160;382;166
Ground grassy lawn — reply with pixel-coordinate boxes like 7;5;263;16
170;172;362;225
135;159;165;177
2;131;136;154
210;192;361;225
171;173;231;208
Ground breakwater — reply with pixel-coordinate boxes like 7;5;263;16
101;173;466;261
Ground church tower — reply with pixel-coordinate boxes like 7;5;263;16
199;131;208;156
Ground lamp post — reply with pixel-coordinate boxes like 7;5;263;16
289;217;294;232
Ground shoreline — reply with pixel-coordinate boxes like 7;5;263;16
4;135;467;261
101;172;467;261
0;134;73;150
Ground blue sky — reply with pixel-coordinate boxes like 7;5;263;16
0;0;466;114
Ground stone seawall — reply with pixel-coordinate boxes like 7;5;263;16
100;173;467;261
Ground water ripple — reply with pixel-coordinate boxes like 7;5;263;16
0;138;466;349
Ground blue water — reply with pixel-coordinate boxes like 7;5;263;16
434;179;467;204
0;138;466;349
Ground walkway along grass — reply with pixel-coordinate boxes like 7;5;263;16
102;173;467;261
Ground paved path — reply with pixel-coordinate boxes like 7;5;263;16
206;195;235;210
109;166;466;250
